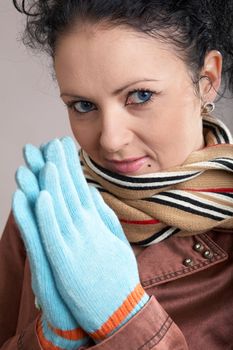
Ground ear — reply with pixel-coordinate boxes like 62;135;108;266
199;50;222;102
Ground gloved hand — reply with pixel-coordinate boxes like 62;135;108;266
14;155;92;349
33;138;149;342
14;136;131;348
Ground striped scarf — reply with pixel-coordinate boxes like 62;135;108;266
80;115;233;246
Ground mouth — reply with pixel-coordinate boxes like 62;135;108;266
105;156;149;174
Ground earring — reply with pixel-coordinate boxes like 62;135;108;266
201;102;215;115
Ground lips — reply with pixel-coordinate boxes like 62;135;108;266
105;156;149;174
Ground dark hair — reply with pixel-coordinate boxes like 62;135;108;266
13;0;233;94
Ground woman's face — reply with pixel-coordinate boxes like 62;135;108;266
55;24;204;175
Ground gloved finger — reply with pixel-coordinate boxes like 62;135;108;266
61;137;93;208
23;144;45;176
15;166;40;206
12;190;51;300
39;140;51;156
43;139;91;217
12;190;79;328
39;162;82;231
35;190;79;258
89;186;129;245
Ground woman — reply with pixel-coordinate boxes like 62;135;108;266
0;1;233;349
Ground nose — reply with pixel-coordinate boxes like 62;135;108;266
99;111;133;153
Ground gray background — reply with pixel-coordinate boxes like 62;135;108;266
0;1;232;234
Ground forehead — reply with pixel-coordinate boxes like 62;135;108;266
54;24;188;92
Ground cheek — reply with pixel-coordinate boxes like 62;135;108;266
69;117;85;147
152;90;200;139
141;109;189;149
142;97;202;161
69;116;98;152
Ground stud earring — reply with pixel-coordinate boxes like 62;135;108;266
201;102;215;115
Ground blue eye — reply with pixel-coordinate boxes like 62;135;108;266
71;101;95;113
127;90;154;105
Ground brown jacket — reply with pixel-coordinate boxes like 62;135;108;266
0;212;233;350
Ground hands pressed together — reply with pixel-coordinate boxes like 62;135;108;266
12;137;149;349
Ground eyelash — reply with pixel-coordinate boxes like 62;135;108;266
65;88;156;114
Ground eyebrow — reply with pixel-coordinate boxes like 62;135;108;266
60;78;159;99
112;78;159;95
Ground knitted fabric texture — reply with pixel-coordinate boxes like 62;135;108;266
80;115;233;246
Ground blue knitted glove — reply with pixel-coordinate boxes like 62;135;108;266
13;173;91;349
14;136;131;347
34;138;149;342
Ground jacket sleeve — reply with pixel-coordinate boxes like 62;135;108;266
0;213;41;350
85;296;188;350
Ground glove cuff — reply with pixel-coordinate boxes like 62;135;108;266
36;315;90;350
90;283;149;342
